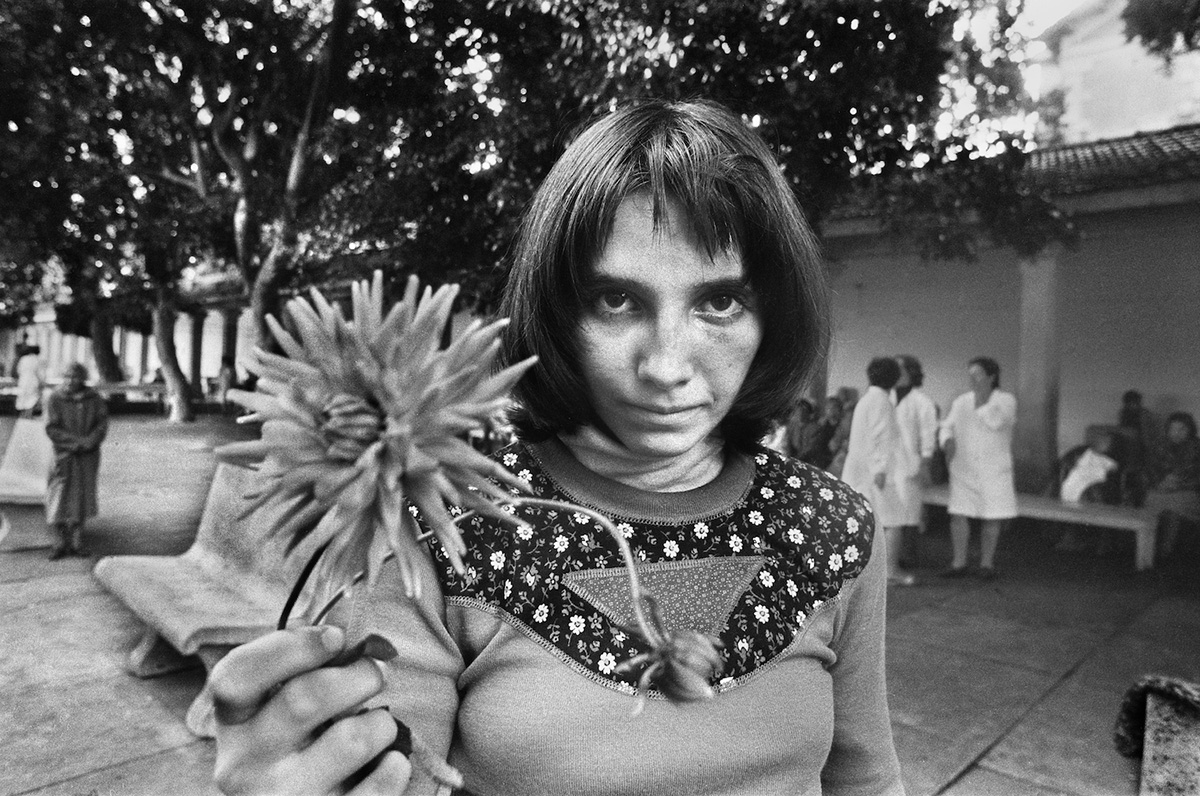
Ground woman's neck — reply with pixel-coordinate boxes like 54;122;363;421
973;386;995;407
556;426;726;493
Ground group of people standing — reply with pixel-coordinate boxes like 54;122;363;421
774;355;1018;587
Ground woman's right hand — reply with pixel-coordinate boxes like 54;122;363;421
209;625;411;795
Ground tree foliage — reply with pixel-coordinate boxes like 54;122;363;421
4;0;1064;342
1123;0;1200;61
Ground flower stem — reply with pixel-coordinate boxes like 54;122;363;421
507;497;658;646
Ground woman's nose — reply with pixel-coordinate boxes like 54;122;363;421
636;322;694;387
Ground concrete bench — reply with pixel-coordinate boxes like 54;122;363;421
0;417;52;505
93;462;318;736
922;485;1157;570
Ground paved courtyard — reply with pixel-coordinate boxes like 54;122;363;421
1;414;1198;795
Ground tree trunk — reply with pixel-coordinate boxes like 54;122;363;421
248;235;293;351
152;291;194;423
88;307;125;383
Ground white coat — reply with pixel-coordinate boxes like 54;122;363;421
894;387;939;525
939;390;1017;519
841;386;916;527
15;353;44;412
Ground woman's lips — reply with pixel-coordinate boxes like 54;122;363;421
627;402;704;422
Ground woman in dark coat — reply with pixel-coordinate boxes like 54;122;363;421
45;362;108;559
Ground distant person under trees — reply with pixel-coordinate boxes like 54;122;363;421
44;363;108;560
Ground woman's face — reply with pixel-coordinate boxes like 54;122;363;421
1167;420;1190;445
65;368;86;392
576;193;763;462
968;363;994;392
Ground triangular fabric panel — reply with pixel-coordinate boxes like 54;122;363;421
564;556;765;637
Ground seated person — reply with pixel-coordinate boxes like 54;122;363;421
1060;431;1121;505
783;398;817;460
1054;431;1123;553
1144;412;1200;560
798;396;841;469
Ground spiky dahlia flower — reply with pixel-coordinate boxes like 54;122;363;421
216;272;536;611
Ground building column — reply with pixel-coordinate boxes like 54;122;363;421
189;311;206;397
1013;245;1062;493
116;326;128;381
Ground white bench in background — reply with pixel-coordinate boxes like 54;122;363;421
0;418;53;551
922;485;1157;571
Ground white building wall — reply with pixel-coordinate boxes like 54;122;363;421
825;201;1200;455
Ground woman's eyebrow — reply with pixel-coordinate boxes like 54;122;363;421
582;274;754;294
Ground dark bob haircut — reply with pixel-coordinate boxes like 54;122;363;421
867;357;901;391
499;99;829;449
969;356;1001;389
897;355;924;387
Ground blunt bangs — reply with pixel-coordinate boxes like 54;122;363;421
501;99;830;447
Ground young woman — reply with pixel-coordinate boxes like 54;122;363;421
209;99;902;795
841;357;918;587
939;357;1017;579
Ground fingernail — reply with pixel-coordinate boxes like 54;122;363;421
318;625;344;653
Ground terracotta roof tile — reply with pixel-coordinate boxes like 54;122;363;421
1025;124;1200;194
829;124;1200;221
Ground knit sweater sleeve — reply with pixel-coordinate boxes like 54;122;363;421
821;519;905;795
350;549;467;796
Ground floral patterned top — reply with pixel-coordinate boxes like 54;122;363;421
363;437;901;795
425;438;875;697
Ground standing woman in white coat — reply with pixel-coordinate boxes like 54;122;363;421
893;355;939;567
843;357;918;586
938;357;1017;579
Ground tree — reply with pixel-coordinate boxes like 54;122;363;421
7;0;1065;385
0;1;141;381
1123;0;1200;61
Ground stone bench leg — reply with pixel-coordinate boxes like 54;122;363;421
126;626;201;678
1135;524;1157;571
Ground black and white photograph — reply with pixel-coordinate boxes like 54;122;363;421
1;0;1198;793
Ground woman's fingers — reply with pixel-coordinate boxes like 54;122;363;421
210;626;346;726
299;708;403;791
211;626;396;796
252;658;385;746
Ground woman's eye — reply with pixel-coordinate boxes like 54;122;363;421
698;293;744;318
597;291;634;313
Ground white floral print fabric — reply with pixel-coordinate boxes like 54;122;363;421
424;444;876;696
